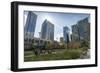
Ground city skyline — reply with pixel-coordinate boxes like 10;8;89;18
24;11;90;41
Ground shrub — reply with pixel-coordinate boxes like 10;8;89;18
80;40;90;49
67;42;81;49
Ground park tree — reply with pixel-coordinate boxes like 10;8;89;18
67;42;81;49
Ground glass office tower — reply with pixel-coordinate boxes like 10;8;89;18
24;11;37;39
24;11;37;50
71;17;90;42
41;19;54;41
63;26;70;43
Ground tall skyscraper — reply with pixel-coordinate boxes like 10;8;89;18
77;17;90;41
41;19;54;41
71;24;79;41
24;11;37;39
24;11;37;50
63;26;70;43
71;17;90;42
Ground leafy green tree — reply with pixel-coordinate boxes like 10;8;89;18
60;43;66;49
81;40;90;49
45;42;53;49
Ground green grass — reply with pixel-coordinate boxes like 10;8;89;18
24;48;83;62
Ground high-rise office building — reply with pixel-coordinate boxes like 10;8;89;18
63;26;70;43
24;11;37;50
24;11;37;39
71;24;79;41
41;19;54;41
71;17;90;42
77;17;90;41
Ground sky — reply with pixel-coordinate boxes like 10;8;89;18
24;11;90;41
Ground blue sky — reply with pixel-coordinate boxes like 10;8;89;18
24;11;90;41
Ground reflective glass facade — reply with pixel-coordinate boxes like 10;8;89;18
24;11;37;39
63;26;70;43
71;17;90;42
41;20;54;41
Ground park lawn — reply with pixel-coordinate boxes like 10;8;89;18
24;48;83;62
